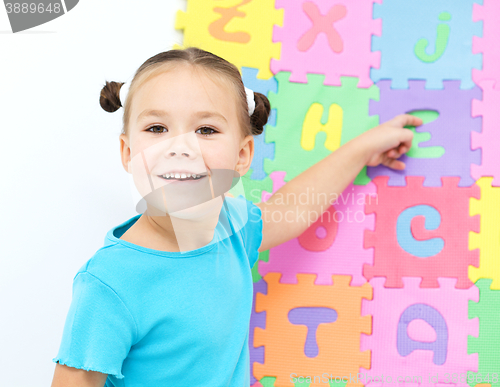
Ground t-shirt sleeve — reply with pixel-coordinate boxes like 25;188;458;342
52;271;137;379
234;194;263;269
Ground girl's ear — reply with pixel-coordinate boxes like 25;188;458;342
235;134;254;177
119;134;132;173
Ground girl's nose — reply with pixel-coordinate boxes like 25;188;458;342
168;151;190;157
164;133;199;159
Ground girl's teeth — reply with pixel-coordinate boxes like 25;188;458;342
161;173;203;180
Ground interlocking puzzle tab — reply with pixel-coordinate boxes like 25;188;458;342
259;182;376;287
371;0;482;89
362;176;480;288
239;167;273;206
250;279;267;385
472;0;500;85
361;277;479;387
469;177;500;290
241;67;278;180
367;81;482;187
271;0;381;87
468;279;500;387
265;72;379;185
471;80;500;185
254;273;372;387
260;171;286;203
175;0;283;79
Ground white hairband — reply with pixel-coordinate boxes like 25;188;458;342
245;87;255;116
119;79;131;107
119;79;255;116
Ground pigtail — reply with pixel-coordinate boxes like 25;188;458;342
250;92;271;136
99;81;125;113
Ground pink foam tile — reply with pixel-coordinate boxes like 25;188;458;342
361;277;479;387
471;80;500;185
472;0;500;84
259;181;376;286
271;0;381;87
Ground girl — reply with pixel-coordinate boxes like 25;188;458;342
51;47;422;387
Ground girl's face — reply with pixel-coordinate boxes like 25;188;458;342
119;63;253;216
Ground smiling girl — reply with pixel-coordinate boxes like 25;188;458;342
51;47;422;387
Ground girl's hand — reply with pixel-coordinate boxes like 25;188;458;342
362;114;423;170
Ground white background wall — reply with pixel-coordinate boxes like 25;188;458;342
0;1;184;385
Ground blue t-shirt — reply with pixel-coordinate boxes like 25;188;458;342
52;195;263;387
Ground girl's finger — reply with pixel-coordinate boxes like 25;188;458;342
385;157;405;170
389;146;403;158
402;137;413;149
390;114;423;128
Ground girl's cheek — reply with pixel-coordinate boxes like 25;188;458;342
129;151;155;198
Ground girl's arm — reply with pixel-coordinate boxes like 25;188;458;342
51;363;108;387
256;114;423;252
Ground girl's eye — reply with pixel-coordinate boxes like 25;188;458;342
146;126;217;136
146;125;167;134
196;127;218;136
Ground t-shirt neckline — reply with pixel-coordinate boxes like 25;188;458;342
106;214;221;258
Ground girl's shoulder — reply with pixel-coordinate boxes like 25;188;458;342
222;194;262;236
222;194;256;229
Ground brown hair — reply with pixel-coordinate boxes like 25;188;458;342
99;47;271;137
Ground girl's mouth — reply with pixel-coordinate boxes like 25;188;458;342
157;172;208;182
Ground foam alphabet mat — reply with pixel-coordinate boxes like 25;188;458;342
175;0;500;385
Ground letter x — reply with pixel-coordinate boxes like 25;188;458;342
297;2;347;53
